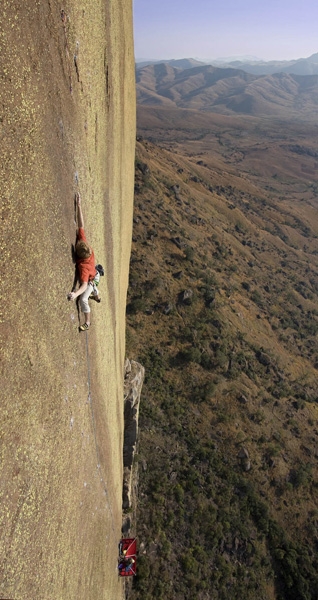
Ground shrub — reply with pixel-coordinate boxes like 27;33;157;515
178;347;201;365
289;464;312;489
251;289;263;307
126;297;147;314
184;246;195;261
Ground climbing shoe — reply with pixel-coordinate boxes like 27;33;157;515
89;294;101;303
79;322;90;331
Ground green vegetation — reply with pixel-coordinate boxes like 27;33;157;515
127;138;318;600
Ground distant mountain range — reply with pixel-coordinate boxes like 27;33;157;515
136;53;318;76
136;58;206;70
136;61;318;119
213;52;318;76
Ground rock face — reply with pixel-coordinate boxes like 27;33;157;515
123;359;145;509
1;2;136;598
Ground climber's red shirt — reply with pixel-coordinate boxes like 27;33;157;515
76;228;96;283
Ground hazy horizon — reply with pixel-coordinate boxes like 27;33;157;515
133;0;318;63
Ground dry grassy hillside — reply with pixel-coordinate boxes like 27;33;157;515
0;2;135;599
126;110;318;599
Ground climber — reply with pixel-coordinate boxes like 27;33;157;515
118;556;135;574
118;538;137;576
67;192;98;331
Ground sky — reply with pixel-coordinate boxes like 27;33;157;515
133;0;318;62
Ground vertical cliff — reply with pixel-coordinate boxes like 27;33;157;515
0;1;135;598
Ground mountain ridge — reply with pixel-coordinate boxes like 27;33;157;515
136;57;206;70
136;63;318;118
136;52;318;76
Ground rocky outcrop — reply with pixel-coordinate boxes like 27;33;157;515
179;289;193;304
171;184;181;200
238;447;251;471
123;359;145;509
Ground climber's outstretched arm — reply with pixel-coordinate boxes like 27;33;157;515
76;192;84;229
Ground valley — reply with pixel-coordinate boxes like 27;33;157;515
127;99;318;599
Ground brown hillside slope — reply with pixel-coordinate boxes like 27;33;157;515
137;105;318;190
0;2;135;599
127;120;318;599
